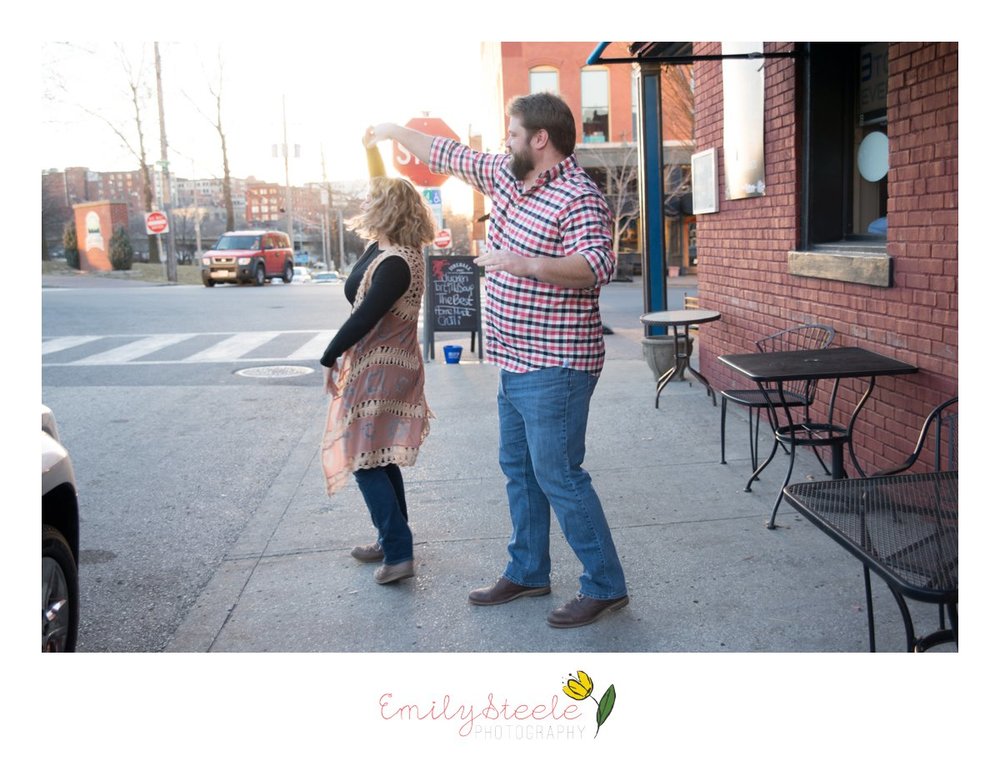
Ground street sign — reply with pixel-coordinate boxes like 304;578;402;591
394;117;460;188
422;188;444;230
433;229;452;249
145;211;169;235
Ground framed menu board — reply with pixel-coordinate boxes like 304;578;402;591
424;255;483;360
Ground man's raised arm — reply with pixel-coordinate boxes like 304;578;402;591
365;123;435;165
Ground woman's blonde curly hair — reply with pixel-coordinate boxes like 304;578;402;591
347;176;436;250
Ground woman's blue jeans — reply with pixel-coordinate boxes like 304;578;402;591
497;367;627;600
354;464;411;565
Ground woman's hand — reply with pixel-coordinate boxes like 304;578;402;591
323;362;339;396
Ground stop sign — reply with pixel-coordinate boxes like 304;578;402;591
433;229;452;249
145;211;169;235
394;117;460;187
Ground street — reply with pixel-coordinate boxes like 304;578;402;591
42;275;690;651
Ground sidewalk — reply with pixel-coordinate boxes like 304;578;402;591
166;335;949;652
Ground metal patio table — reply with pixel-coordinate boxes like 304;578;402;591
718;347;919;527
783;471;958;651
640;309;721;408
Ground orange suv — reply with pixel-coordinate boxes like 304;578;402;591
201;230;294;287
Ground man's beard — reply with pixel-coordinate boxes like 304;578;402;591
509;145;535;181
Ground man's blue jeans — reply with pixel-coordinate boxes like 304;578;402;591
497;367;627;600
354;464;411;565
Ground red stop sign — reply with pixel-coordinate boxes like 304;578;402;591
393;117;460;187
433;229;452;249
145;211;169;235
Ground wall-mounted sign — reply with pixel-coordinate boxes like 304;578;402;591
691;148;719;214
722;41;766;200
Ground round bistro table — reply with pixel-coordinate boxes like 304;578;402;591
639;309;721;408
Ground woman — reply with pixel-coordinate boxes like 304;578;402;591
320;176;435;585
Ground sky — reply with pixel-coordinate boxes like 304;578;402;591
40;39;491;195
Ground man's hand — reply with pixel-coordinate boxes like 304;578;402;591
474;249;532;278
474;249;598;289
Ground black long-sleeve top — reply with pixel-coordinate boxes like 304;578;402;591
319;242;411;367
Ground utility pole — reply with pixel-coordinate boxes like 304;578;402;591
154;42;178;283
282;95;294;252
320;145;332;270
337;208;345;271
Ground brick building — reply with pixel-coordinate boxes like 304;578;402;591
618;41;958;474
481;42;697;272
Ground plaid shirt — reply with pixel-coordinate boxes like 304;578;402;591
429;137;615;374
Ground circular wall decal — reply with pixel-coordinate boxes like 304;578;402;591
857;131;889;182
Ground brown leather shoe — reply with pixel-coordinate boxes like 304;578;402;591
546;594;629;628
374;560;414;584
468;577;551;606
350;541;384;563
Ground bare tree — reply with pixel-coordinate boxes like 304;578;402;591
74;45;161;263
584;137;639;280
42;183;70;260
208;50;236;232
588;140;639;257
44;44;162;262
661;64;695;210
184;47;235;232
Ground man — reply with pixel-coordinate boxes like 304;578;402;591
365;92;628;628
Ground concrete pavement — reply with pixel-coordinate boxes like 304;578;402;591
164;311;949;653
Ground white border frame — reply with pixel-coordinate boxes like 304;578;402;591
691;147;719;214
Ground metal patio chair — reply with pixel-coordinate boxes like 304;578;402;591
720;323;836;477
864;396;958;650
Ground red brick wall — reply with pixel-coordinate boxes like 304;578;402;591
693;42;958;473
499;42;692;143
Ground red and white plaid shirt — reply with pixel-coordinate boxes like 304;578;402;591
430;137;615;374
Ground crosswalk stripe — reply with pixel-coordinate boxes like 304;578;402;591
181;331;281;362
42;326;440;366
71;334;192;365
41;335;103;355
287;331;337;360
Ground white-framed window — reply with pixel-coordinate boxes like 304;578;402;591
581;67;610;143
529;66;559;95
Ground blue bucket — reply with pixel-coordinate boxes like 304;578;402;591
443;345;462;364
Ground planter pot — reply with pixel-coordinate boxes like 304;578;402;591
641;335;694;381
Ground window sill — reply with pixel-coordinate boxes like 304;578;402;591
788;246;892;287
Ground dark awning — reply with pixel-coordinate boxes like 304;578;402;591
587;41;798;66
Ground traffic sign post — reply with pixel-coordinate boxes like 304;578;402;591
145;211;169;236
433;229;452;250
393;117;459;188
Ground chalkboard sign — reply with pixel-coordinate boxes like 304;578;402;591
424;255;483;360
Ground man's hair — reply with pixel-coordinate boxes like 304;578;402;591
506;92;577;157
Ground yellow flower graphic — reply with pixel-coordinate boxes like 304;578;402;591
562;670;594;701
561;670;616;737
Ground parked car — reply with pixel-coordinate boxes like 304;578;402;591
312;271;342;284
291;266;312;283
42;405;79;652
201;230;294;287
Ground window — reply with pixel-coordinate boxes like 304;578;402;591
529;67;558;95
801;42;889;251
581;67;610;143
